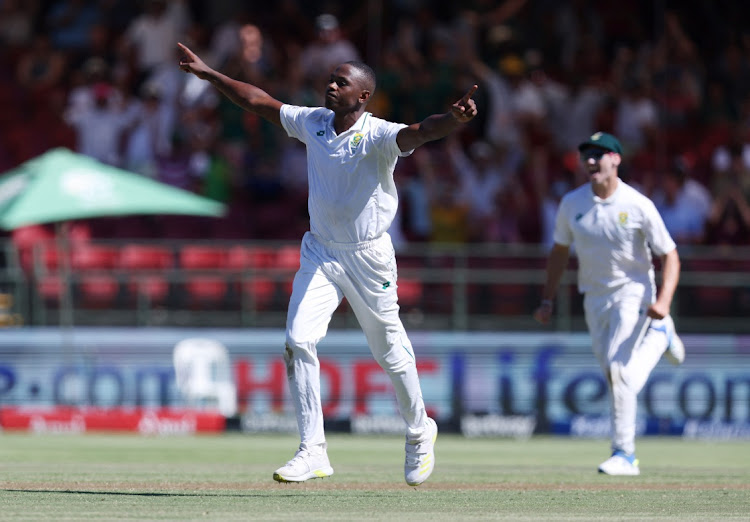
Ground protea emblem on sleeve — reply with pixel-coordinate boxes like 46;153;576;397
618;212;628;226
350;133;363;149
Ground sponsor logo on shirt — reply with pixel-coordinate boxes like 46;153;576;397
350;132;363;149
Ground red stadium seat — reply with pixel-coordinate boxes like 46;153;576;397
72;245;119;270
119;244;174;304
72;245;121;307
179;245;229;307
226;246;278;310
179;245;227;270
397;278;424;308
226;245;276;270
120;244;174;270
78;274;120;307
37;274;64;304
11;225;54;273
276;245;300;302
276;245;300;270
238;277;277;310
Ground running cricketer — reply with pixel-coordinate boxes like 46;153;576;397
533;132;685;476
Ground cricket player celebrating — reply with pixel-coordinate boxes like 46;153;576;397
533;132;685;476
178;42;477;485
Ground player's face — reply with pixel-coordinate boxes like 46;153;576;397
580;147;619;183
325;65;368;112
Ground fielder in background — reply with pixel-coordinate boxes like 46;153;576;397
533;132;685;476
178;42;477;486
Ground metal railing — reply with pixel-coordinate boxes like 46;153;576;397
1;239;749;333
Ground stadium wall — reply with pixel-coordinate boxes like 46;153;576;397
0;328;748;439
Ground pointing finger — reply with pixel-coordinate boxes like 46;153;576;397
461;84;478;102
177;42;194;58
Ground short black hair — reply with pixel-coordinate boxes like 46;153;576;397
343;61;376;95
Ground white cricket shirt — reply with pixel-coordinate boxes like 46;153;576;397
553;180;676;295
280;105;412;243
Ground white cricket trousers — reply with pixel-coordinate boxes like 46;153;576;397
584;283;668;455
284;232;428;451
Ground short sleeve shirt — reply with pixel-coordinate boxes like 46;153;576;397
554;180;676;295
280;104;412;243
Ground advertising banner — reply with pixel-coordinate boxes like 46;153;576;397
0;328;747;437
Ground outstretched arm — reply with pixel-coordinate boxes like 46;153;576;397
178;42;283;127
396;85;478;152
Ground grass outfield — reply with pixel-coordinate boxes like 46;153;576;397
0;433;748;520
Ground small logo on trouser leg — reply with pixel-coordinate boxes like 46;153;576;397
284;344;294;379
382;281;391;289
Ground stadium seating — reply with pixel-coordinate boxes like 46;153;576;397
225;245;277;310
119;244;174;305
71;245;120;307
179;245;229;308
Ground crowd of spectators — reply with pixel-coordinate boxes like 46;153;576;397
2;0;750;248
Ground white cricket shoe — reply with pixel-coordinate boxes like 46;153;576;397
273;446;334;483
661;315;685;365
598;450;640;476
404;417;438;486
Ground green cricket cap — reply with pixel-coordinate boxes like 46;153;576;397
578;132;622;154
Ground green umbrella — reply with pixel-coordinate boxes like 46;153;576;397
0;148;228;329
0;147;226;229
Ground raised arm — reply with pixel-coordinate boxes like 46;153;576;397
178;42;283;127
396;84;478;152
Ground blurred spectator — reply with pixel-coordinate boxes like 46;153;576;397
447;135;517;239
398;152;432;243
298;13;360;89
124;81;172;177
97;0;139;35
15;34;67;98
64;82;133;166
500;53;548;138
553;0;605;74
653;156;712;244
707;142;750;245
65;57;111;116
412;146;470;244
45;0;101;53
466;54;523;149
0;0;36;52
701;79;739;129
613;78;658;157
711;124;750;176
122;0;190;89
546;69;607;154
539;167;575;249
485;182;526;243
714;40;750;109
209;7;251;70
156;134;195;191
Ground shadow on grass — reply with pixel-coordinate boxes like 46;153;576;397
1;488;395;498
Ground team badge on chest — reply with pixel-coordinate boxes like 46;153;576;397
350;132;363;150
618;212;628;226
